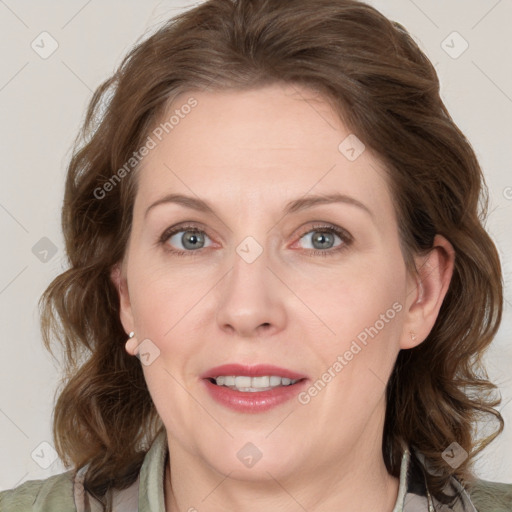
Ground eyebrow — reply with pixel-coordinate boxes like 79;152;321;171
144;192;373;219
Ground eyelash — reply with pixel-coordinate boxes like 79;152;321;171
157;222;353;258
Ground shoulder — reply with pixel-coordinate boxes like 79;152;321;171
0;470;77;512
467;478;512;512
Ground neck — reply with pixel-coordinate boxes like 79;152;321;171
163;433;400;512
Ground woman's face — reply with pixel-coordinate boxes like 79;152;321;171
114;83;444;481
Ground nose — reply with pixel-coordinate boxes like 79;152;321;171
215;241;287;339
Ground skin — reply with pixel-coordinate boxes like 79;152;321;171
111;83;455;512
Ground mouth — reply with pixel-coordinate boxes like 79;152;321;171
200;364;309;412
206;375;305;392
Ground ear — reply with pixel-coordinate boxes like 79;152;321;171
400;234;455;350
110;262;138;356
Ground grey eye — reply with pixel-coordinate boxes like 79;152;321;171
299;230;342;250
168;230;212;251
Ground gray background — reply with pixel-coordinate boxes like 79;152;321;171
0;0;511;491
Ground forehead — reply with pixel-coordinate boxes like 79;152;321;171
133;83;393;222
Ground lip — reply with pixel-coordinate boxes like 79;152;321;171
200;364;307;381
200;364;309;413
202;378;309;413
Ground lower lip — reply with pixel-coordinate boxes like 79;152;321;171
202;378;309;413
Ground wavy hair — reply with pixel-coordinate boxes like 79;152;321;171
39;0;504;509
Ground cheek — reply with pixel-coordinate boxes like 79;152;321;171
127;251;202;333
300;267;404;421
300;246;406;367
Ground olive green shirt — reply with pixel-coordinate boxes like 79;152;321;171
1;429;511;511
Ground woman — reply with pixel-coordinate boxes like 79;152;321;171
1;0;511;510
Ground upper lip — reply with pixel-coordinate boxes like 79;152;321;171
201;364;308;381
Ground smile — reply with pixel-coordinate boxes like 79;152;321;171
210;375;300;391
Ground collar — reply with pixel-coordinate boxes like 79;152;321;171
75;429;480;511
392;441;478;512
137;428;168;511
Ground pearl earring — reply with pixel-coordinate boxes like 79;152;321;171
409;331;417;341
126;331;138;357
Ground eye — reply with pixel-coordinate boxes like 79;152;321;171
295;223;352;257
158;222;352;258
159;224;213;256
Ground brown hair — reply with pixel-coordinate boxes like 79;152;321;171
40;0;504;509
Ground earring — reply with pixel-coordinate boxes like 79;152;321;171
126;331;138;356
409;331;417;341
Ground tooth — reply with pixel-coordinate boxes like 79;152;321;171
212;375;300;390
251;376;270;387
235;376;252;388
269;375;282;386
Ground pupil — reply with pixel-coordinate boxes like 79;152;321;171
313;231;333;249
183;231;204;249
